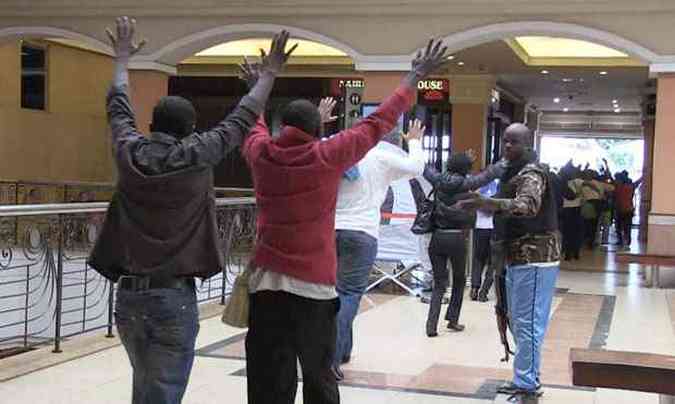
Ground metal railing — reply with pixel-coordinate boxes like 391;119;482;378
0;198;256;354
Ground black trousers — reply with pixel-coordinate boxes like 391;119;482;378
426;229;467;332
471;228;493;291
246;291;340;404
562;207;584;259
616;212;634;245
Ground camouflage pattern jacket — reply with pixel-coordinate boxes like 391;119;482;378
493;163;562;265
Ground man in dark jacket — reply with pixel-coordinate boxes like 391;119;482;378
456;124;561;399
88;17;294;404
422;150;505;336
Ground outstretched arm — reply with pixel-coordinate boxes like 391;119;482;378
189;32;297;166
105;17;148;150
318;38;448;172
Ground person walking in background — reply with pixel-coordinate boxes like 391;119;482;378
561;167;585;260
422;151;505;337
614;171;643;247
331;119;427;380
470;180;498;302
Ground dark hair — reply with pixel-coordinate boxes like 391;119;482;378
281;99;321;137
150;96;197;139
447;153;473;175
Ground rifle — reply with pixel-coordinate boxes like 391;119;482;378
491;239;515;362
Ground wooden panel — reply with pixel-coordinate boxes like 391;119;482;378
571;348;675;395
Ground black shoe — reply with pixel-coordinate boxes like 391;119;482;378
497;382;542;395
426;330;438;338
470;288;479;301
478;293;489;302
331;365;344;381
446;322;465;332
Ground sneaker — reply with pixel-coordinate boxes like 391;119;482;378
497;382;542;395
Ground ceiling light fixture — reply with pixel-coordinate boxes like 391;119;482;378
541;70;549;74
447;55;455;60
600;71;608;76
614;108;622;113
563;108;569;112
562;78;573;82
457;61;465;66
612;99;618;103
554;98;561;103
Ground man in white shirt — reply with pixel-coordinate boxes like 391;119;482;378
331;119;426;380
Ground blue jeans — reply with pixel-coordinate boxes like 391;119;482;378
114;283;200;404
334;230;378;366
506;264;559;391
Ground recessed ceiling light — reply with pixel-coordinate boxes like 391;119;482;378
563;108;569;112
553;98;561;103
562;78;574;82
612;99;618;103
600;71;608;75
447;55;455;60
541;70;549;74
457;61;465;66
614;108;622;113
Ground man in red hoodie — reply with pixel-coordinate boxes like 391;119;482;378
240;39;447;404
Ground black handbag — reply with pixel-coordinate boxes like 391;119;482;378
411;189;436;235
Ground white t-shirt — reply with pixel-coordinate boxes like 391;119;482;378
334;139;426;239
563;178;584;208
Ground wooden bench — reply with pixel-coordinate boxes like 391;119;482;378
571;348;675;403
616;252;675;288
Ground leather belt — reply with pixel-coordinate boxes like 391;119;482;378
118;275;195;292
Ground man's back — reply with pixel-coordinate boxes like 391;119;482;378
89;85;263;280
243;85;415;285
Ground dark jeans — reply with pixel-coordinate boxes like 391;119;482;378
114;283;200;404
246;291;340;404
616;212;634;245
426;229;467;332
471;228;493;292
334;229;378;366
562;207;584;259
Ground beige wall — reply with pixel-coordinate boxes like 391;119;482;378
363;72;406;103
129;70;169;134
651;74;675;214
451;103;487;169
0;41;115;183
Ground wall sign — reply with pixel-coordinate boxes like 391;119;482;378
417;79;449;105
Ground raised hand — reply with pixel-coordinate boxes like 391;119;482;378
318;97;338;124
106;16;147;59
411;38;449;80
403;119;425;141
238;57;262;89
259;30;298;75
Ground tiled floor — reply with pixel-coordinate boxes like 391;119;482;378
2;248;674;403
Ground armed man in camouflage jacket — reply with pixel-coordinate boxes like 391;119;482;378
456;123;560;399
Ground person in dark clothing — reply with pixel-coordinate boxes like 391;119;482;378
614;172;643;246
422;150;505;336
88;17;294;404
